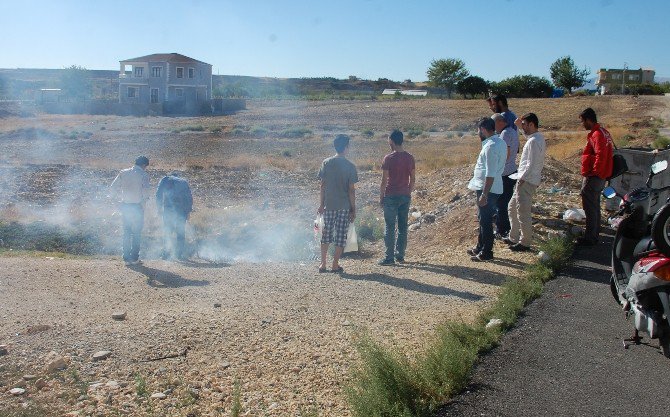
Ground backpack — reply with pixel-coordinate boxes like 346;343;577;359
607;130;628;181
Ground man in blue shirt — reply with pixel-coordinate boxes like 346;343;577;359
467;117;507;261
156;172;193;260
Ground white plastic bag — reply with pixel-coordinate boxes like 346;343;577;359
344;223;358;253
562;208;586;222
314;215;324;241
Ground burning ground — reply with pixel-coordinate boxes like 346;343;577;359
0;96;667;416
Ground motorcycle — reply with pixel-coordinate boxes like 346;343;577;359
604;159;670;356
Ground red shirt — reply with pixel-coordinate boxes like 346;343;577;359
581;123;613;179
382;151;415;196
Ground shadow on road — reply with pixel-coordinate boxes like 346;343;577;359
176;259;231;268
340;271;484;301
395;262;508;286
127;264;210;288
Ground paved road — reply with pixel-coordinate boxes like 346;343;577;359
438;234;670;417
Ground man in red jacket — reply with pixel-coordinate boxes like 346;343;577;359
578;108;613;246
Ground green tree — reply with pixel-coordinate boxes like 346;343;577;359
495;75;553;98
456;75;489;99
549;56;589;94
60;65;91;100
426;58;469;98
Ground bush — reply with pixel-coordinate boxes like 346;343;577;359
361;129;375;138
652;135;670;149
280;126;312;138
250;126;270;137
356;207;384;241
406;127;423;138
492;75;553;98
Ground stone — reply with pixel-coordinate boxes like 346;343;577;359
112;312;127;321
409;223;421;232
22;374;37;381
9;388;26;396
35;378;47;389
422;214;436;224
219;361;231;370
105;380;120;390
0;344;8;356
537;251;551;263
213;303;222;308
485;318;503;329
151;392;167;400
92;351;112;362
570;225;584;236
46;354;68;372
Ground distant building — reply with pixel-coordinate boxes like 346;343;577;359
381;89;428;96
118;53;212;113
596;67;655;94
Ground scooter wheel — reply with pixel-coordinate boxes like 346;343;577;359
660;333;670;359
610;276;621;304
652;204;670;257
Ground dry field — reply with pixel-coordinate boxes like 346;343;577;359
0;96;667;416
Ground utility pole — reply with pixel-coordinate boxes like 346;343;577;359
621;62;628;95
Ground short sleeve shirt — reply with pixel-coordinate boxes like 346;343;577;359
381;151;415;196
318;156;358;211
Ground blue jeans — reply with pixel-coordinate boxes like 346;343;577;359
476;190;500;257
120;203;144;262
496;174;517;236
162;209;187;259
383;195;411;261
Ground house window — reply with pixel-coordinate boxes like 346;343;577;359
628;74;639;81
188;68;195;78
176;67;184;78
151;67;162;77
611;73;622;80
176;88;184;98
134;67;143;77
150;88;159;103
127;87;137;98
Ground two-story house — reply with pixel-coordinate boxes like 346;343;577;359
118;53;212;114
596;67;655;94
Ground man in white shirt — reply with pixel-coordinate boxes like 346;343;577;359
110;156;151;265
504;113;546;251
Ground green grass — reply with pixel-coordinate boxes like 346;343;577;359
355;206;385;241
361;129;375;138
135;373;148;397
231;379;243;417
652;135;670;150
346;236;573;417
279;126;313;138
173;125;205;133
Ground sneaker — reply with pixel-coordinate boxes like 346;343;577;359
509;243;531;252
494;232;508;241
131;259;143;265
502;237;516;245
378;258;395;266
466;247;480;256
471;252;493;262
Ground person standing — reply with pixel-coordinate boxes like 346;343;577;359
490;94;517;131
156;172;193;261
467;117;507;261
317;134;358;273
504;113;546;251
378;130;416;265
492;113;519;239
578;107;613;246
110;156;151;265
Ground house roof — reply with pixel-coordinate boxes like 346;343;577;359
120;53;211;66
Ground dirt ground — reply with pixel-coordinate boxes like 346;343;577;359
0;96;667;416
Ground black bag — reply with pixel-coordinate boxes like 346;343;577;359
608;153;628;180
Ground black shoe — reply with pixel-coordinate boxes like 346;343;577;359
502;237;516;245
395;256;405;263
378;258;395;266
510;243;531;252
494;232;509;241
576;237;597;247
471;252;493;262
466;247;480;256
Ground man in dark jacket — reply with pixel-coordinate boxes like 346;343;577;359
156;172;193;260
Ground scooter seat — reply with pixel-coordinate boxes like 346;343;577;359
633;237;657;258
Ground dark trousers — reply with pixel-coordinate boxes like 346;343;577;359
496;174;517;236
162;210;187;259
476;190;500;256
581;176;606;243
383;195;411;261
120;203;144;262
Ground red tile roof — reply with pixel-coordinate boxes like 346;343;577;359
120;53;210;65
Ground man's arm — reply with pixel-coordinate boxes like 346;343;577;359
348;183;356;222
409;169;416;194
479;177;494;207
592;130;610;178
318;180;325;214
380;169;389;206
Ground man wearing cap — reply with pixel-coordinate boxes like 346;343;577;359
467;117;507;262
490;94;517;132
110;156;151;265
156;172;193;261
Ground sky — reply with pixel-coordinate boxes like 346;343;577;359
1;0;669;82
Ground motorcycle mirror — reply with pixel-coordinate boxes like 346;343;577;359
602;186;617;199
651;160;668;175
